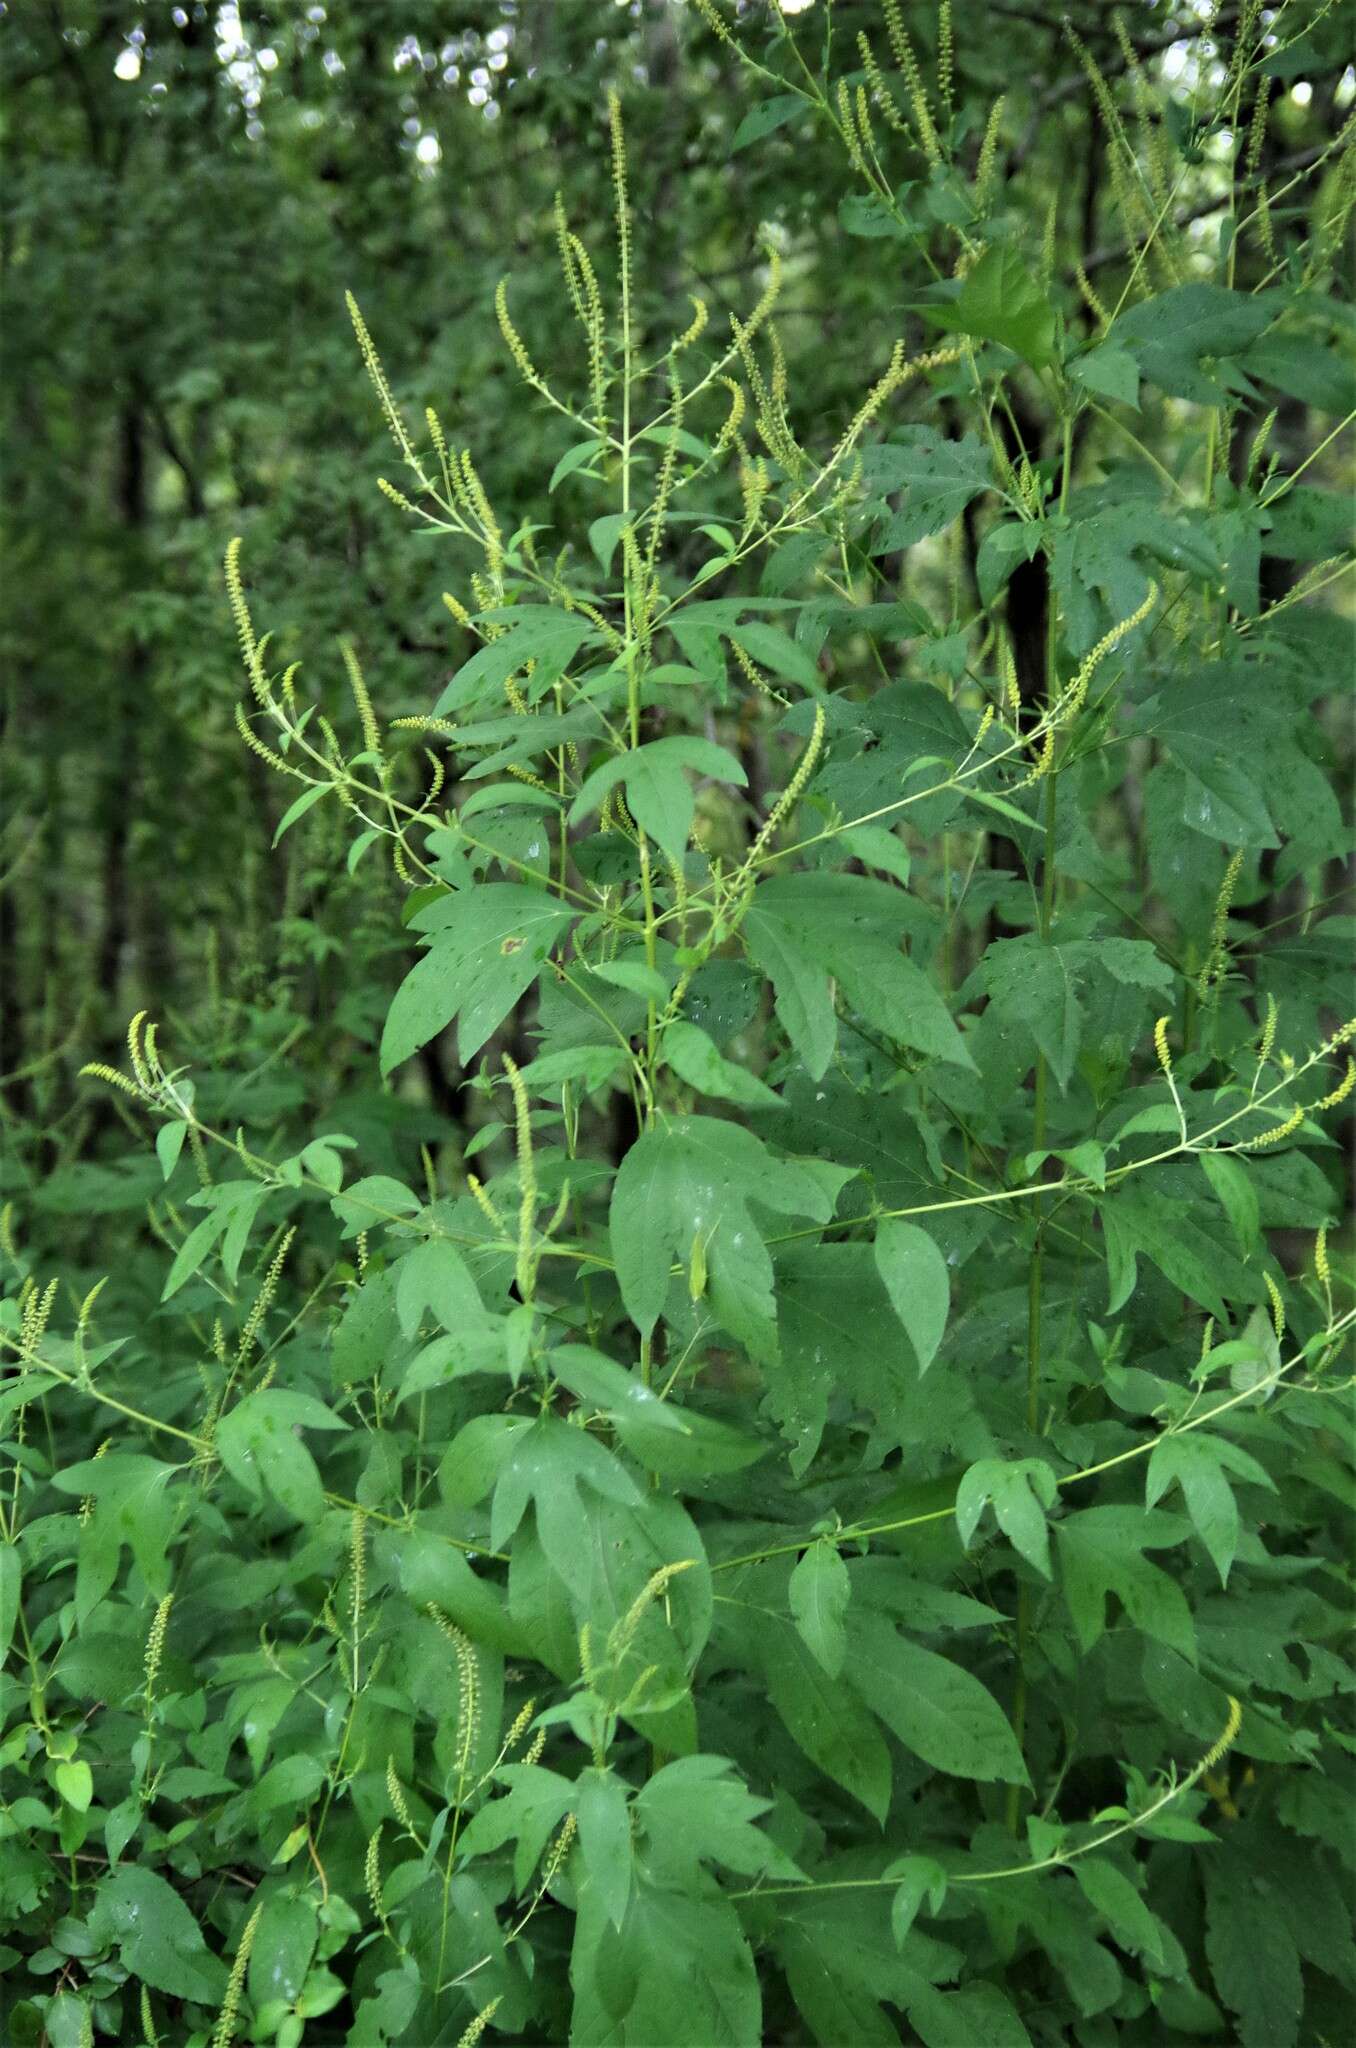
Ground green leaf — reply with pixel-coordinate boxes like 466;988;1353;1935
382;1521;526;1657
1146;1433;1272;1587
756;1612;893;1821
731;91;811;151
0;1543;20;1665
778;1885;962;2045
741;891;836;1078
1226;1303;1282;1397
638;423;713;463
155;1120;188;1181
636;1754;805;1885
863;429;993;551
330;1174;423;1238
438;1411;527;1508
1057;1506;1195;1660
218;1181;271;1287
458;1761;577;1884
609;1117;834;1356
955;1457;1058;1576
550;1345;765;1480
556;1490;713;1751
1050;498;1181;655
1116;284;1278;403
52;1454;180;1607
457;1763;575;1890
1205;1857;1303;2048
1073;1859;1170;1972
271;780;331;845
588;958;672;1004
570;737;746;865
770;1242;923;1471
788;1540;850;1677
381;883;574;1071
89;1867;227;2002
350;1961;422;2045
1262;486;1353;560
44;1994;94;2048
247;1895;318;2010
572;1877;762;2047
728;620;820;688
745;873;973;1079
346;825;382;872
838;824;912;885
849;1612;1029;1783
1099;1181;1259;1320
488;1414;642;1556
886;1855;948;1947
906;1982;1034;2048
662;1019;780;1107
433;607;599;714
54;1759;93;1812
840;190;914;239
812;679;968;830
215;1389;346;1524
575;1767;634;1929
873;1218;950;1373
394;1238;485;1337
924;246;1057;367
1136;660;1296;849
976;519;1046;603
160;1204;230;1301
549;437;605;491
460;780;562;822
588;510;628;572
331;1268;402;1385
761;531;831;596
1072;342;1140;407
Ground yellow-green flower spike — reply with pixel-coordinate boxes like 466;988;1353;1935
142;1589;173;1703
502;1053;538;1305
386;1758;415;1832
975;95;1006;212
1198;848;1245;1002
1264;1270;1285;1342
455;1999;503;2048
364;1825;385;1925
690;0;738;54
495;276;543;390
1074;259;1109;328
211;1899;264;2048
856;34;908;137
937;0;954;118
1241;1105;1303;1150
1197;1694;1244;1775
340;640;382;762
224;538;267;703
1313;1056;1356;1113
347;291;422;477
1154;1017;1173;1077
673;295;709;354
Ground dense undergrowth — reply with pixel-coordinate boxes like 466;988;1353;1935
2;4;1354;2045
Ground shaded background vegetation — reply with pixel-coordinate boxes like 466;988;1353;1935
2;0;1352;1316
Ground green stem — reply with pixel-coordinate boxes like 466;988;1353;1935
712;1307;1354;1576
730;1687;1241;1903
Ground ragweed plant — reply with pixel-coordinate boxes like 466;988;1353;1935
3;11;1354;2048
